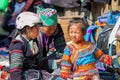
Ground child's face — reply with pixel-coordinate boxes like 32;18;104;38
40;26;57;36
69;25;84;43
29;26;39;39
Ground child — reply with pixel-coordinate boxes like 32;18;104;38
9;12;42;80
60;18;111;80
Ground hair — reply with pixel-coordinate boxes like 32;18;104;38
18;26;30;35
68;17;88;35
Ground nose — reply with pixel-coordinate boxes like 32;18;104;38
71;33;76;38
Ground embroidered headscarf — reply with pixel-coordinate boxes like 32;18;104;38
38;8;58;26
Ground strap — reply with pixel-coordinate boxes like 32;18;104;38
109;40;120;68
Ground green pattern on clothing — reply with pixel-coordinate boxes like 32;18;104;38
39;8;58;26
10;52;24;70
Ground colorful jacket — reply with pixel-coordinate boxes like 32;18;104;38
61;42;111;79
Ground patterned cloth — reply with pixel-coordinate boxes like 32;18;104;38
61;42;111;80
84;25;99;43
38;8;58;26
0;71;9;80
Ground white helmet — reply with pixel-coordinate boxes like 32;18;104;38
16;12;41;30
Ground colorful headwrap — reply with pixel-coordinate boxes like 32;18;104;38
39;8;58;26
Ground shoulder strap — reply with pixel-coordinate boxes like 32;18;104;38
109;40;120;68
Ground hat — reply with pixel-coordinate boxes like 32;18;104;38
39;8;58;26
16;12;42;30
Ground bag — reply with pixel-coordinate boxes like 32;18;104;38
99;71;116;80
97;11;120;25
0;0;9;12
109;40;120;68
24;69;43;80
97;25;116;55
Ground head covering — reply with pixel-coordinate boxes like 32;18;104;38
39;8;58;26
16;12;42;30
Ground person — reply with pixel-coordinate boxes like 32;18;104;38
60;17;111;80
9;12;42;80
36;8;66;73
0;0;26;34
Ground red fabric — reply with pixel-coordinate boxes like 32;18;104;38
11;50;23;53
0;65;3;70
61;72;71;79
105;55;111;66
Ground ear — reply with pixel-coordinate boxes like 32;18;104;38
26;27;31;34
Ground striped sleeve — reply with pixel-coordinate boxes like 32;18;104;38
61;46;72;79
94;48;103;59
95;48;111;66
10;42;24;80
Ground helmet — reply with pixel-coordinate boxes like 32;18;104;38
16;12;41;30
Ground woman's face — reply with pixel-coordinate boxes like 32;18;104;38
69;25;84;43
29;26;39;39
40;26;57;36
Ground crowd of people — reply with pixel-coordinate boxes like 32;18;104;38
8;10;112;80
0;0;120;80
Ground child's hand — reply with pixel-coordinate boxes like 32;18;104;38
100;55;111;66
12;12;17;17
104;55;111;66
56;59;63;65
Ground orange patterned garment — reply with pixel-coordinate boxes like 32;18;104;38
61;42;111;80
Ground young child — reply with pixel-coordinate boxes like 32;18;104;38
9;12;42;80
60;18;111;80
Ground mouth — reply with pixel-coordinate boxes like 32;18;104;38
71;37;76;41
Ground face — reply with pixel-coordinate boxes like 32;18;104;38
69;25;84;43
40;26;57;36
29;26;39;39
17;0;23;3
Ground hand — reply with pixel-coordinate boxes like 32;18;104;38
55;59;63;65
12;12;17;18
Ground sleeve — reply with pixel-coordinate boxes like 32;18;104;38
47;51;61;70
53;23;66;53
10;42;24;80
95;48;111;66
61;46;72;79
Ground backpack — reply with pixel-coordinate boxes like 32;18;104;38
97;25;116;55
